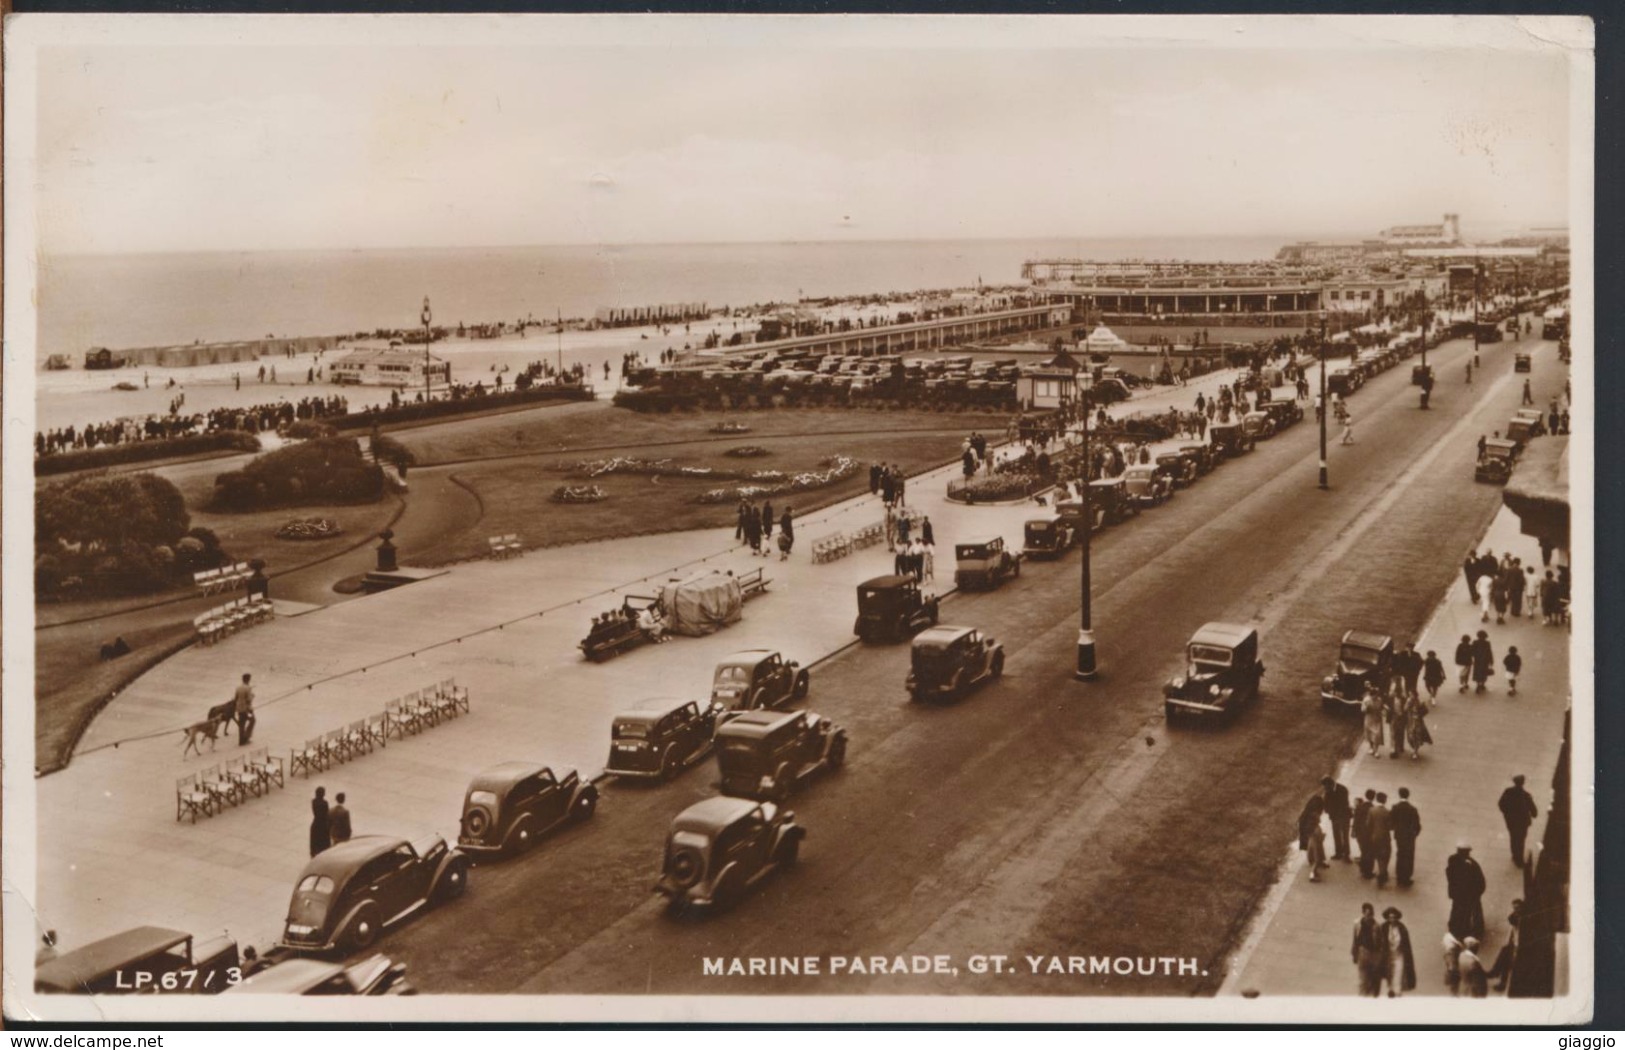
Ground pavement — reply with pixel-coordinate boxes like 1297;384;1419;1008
31;363;1261;955
1223;504;1571;998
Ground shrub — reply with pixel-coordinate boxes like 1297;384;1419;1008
948;474;1036;502
212;436;384;511
34;430;260;477
331;385;593;430
37;471;192;552
284;420;337;440
371;434;417;469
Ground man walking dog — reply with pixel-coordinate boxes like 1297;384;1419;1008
233;672;257;746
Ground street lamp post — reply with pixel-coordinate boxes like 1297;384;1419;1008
421;296;434;403
1318;311;1329;491
1471;262;1481;368
1076;384;1097;680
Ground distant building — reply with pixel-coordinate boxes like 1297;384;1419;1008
329;347;451;387
594;303;708;327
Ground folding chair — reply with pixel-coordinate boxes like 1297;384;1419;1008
247;747;285;793
384;698;419;740
176;774;214;823
503;534;522;558
342;718;373;760
226;756;262;800
364;711;390;750
289;737;326;778
248;594;274;624
430;682;461;722
406;689;440;730
199;763;240;811
319;729;347;767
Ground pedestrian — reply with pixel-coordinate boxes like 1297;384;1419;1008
1455;634;1474;693
1521;377;1534;406
233;672;256;746
1497;775;1538;867
1503;646;1522;695
735;499;749;542
1405;695;1432;759
1352;903;1383;997
897;511;912;548
1387;692;1406;759
309;786;331;856
1470;631;1495;694
1476;572;1495;623
1368;792;1394;887
1298;794;1329;881
762;500;774;541
920;515;934;546
1340;411;1354;445
870;462;883;495
1487;899;1523;992
1378;907;1417;998
880;469;896;507
1509;561;1527;617
1322;776;1352;861
744;505;762;556
1442;930;1465;996
1460;937;1489;997
1354;789;1376;879
1463;549;1481;603
1391;787;1422;887
1360;682;1386;757
1490;573;1509;624
1400;643;1423;699
921;536;935;581
1446;842;1487;940
329;792;352;843
1422;650;1446;704
1539;570;1560;625
894;467;907;507
779;508;794;555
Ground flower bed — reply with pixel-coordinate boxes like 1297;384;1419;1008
697;455;857;504
276;516;344;540
551;484;608;504
709;421;751;434
562;456;721;480
723;445;771;458
947;474;1037;503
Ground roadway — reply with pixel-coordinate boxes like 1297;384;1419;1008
282;324;1567;996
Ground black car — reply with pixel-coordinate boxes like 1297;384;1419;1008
279;835;468;955
1209;422;1254;457
854;574;940;643
35;927;240;995
458;762;597;857
224;955;415;996
1320;630;1394;709
907;625;1005;702
605;698;723;781
715;709;847;801
1163;622;1265;722
656;797;804;912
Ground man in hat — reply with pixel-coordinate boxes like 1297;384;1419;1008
1322;776;1353;861
1497;774;1538;867
1390;787;1422;887
1378;906;1416;997
1350;902;1382;997
1446;842;1487;940
1368;791;1394;887
1353;789;1376;878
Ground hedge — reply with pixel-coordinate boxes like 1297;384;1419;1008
212;436;385;511
34;430;261;477
331;385;594;430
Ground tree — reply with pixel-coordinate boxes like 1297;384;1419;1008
36;472;190;554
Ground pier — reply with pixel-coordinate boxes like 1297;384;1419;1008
696;302;1071;362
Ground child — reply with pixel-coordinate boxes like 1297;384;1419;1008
1503;646;1522;696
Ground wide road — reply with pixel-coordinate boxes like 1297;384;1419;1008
372;324;1562;997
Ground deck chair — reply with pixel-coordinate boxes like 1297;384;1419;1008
384;698;419;740
289;737;326;778
363;712;390;751
176;774;214;823
319;729;347;767
199;763;240;810
247;747;285;793
226;756;262;800
342;719;373;760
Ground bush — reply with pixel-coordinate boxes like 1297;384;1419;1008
284;420;337;440
371;434;417;469
212;436;384;511
34;430;260;477
331;385;593;430
37;471;192;552
948;474;1036;502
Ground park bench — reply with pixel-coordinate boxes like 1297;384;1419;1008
736;566;771;601
579;598;659;662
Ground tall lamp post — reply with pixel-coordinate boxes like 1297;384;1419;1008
1317;310;1329;491
1471;261;1481;367
1075;380;1097;680
421;296;434;403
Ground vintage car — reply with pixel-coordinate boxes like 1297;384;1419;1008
1320;630;1395;709
954;536;1021;591
1121;464;1173;508
1053;498;1100;535
223;954;414;996
1241;411;1277;441
710;650;810;712
1097;477;1144;526
1022;514;1077;559
1262;400;1303;430
35;926;240;995
1411;363;1434;387
1327;369;1359;398
1475;438;1520;485
1506;417;1539;445
906;625;1005;702
715;708;847;801
605;697;724;781
1514;352;1532;373
457;762;597;857
656;796;804;912
1209;422;1254;457
854;574;939;643
279;835;468;955
1179;443;1217;476
1155;451;1198;488
1163;622;1266;722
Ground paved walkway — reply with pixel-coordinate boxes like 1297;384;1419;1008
34;364;1266;954
1224;505;1571;998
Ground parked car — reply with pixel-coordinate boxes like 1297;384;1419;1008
1156;451;1198;488
954;536;1021;591
1022;513;1076;559
1327;369;1358;398
1241;411;1276;441
1209;422;1254;457
1163;622;1265;722
1179;443;1217;476
223;954;415;996
1089;477;1139;526
457;762;597;858
715;708;847;801
1121;464;1173;508
906;625;1005;702
854;574;939;643
1411;363;1434;387
1506;417;1539;445
710;650;809;712
1317;630;1394;711
605;697;724;781
279;835;468;955
35;927;240;995
1475;438;1519;484
656;797;804;913
1262;401;1303;430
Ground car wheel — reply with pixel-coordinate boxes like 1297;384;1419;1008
1012;559;1021;578
507;822;533;856
793;671;810;700
660;747;681;782
990;651;1005;679
1164;703;1180;725
828;733;847;769
348;904;380;953
776;834;801;868
437;859;469;902
770;764;792;802
572;790;598;822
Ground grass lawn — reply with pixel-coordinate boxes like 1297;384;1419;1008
424;418;988;564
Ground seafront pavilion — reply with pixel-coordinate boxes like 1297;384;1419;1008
690;302;1072;362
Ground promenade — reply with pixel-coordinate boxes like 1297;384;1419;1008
33;366;1258;955
1224;506;1572;998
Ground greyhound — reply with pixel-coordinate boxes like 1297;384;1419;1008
181;702;236;757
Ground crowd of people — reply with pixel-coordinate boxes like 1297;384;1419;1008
34;394;351;457
734;499;795;560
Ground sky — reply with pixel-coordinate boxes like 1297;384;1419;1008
16;15;1585;254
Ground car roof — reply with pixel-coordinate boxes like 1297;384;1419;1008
1026;514;1062;525
222;958;343;995
1089;477;1123;486
301;835;408;879
956;536;1000;546
859;574;914;589
915;625;974;645
673;795;766;831
1124;464;1152;472
1486;438;1519;451
715;708;803;739
615;697;694;722
1190;622;1257;649
35;927;191;990
467;761;559;792
717;650;774;667
1342;629;1393;651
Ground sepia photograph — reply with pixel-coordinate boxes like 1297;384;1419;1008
1;12;1594;1026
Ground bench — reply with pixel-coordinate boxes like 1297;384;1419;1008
736;567;772;600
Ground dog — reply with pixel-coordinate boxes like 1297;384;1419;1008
181;701;236;758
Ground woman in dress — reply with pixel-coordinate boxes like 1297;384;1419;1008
1360;683;1386;758
1405;694;1434;759
1379;907;1417;998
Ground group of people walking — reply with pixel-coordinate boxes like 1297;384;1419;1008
308;785;353;856
735;499;794;560
1358;645;1434;761
1464;547;1568;628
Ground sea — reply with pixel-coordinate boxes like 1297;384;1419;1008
34;236;1288;365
